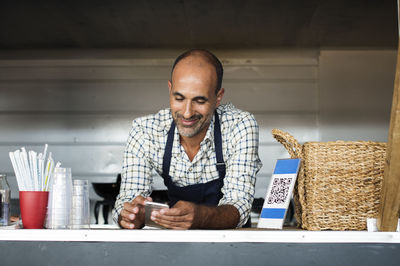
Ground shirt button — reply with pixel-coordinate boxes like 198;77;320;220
189;168;193;172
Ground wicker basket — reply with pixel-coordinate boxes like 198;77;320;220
272;129;387;230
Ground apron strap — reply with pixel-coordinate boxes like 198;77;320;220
214;112;226;180
162;121;175;183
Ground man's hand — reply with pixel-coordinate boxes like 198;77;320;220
151;201;199;229
118;195;152;229
151;200;240;229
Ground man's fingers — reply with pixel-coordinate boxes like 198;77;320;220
153;218;190;229
152;211;187;222
123;202;139;213
121;210;136;223
120;219;135;229
160;207;186;216
119;196;150;229
151;208;194;229
120;212;144;229
120;209;136;220
150;201;198;229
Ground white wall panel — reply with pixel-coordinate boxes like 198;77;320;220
0;66;170;80
224;80;318;112
319;50;396;141
0;114;134;143
0;81;170;112
0;65;316;81
0;49;320;202
0;80;316;112
256;113;318;144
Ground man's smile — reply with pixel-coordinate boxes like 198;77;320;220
181;117;199;127
176;113;203;127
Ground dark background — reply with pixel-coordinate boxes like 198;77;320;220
0;0;397;49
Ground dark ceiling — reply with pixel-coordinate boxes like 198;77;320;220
0;0;397;49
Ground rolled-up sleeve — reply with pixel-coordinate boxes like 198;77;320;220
219;114;262;227
112;120;153;223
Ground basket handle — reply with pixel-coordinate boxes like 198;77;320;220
271;129;303;159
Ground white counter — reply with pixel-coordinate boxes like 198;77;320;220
1;227;400;243
2;227;400;266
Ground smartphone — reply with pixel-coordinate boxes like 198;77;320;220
144;201;169;228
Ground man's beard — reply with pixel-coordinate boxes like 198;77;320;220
173;112;213;138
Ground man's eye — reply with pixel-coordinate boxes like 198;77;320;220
175;98;184;101
196;100;206;104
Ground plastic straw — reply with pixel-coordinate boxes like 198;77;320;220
9;145;61;192
44;153;54;191
15;150;31;190
31;151;39;191
21;148;33;190
38;153;44;191
9;152;24;191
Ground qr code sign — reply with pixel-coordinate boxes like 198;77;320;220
267;177;292;204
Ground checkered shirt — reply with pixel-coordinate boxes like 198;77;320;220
112;103;262;227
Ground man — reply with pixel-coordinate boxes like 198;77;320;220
113;49;262;229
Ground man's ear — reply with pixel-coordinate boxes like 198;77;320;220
216;88;225;107
168;80;172;94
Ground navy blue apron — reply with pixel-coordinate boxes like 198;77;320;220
162;112;226;207
161;112;251;228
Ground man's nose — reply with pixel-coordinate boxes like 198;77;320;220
183;101;194;118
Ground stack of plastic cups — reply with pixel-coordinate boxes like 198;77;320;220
70;180;90;229
46;167;72;229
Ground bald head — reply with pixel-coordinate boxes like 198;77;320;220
171;49;224;94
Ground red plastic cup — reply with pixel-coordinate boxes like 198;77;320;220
19;191;49;229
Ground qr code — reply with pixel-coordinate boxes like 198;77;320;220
267;177;292;204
